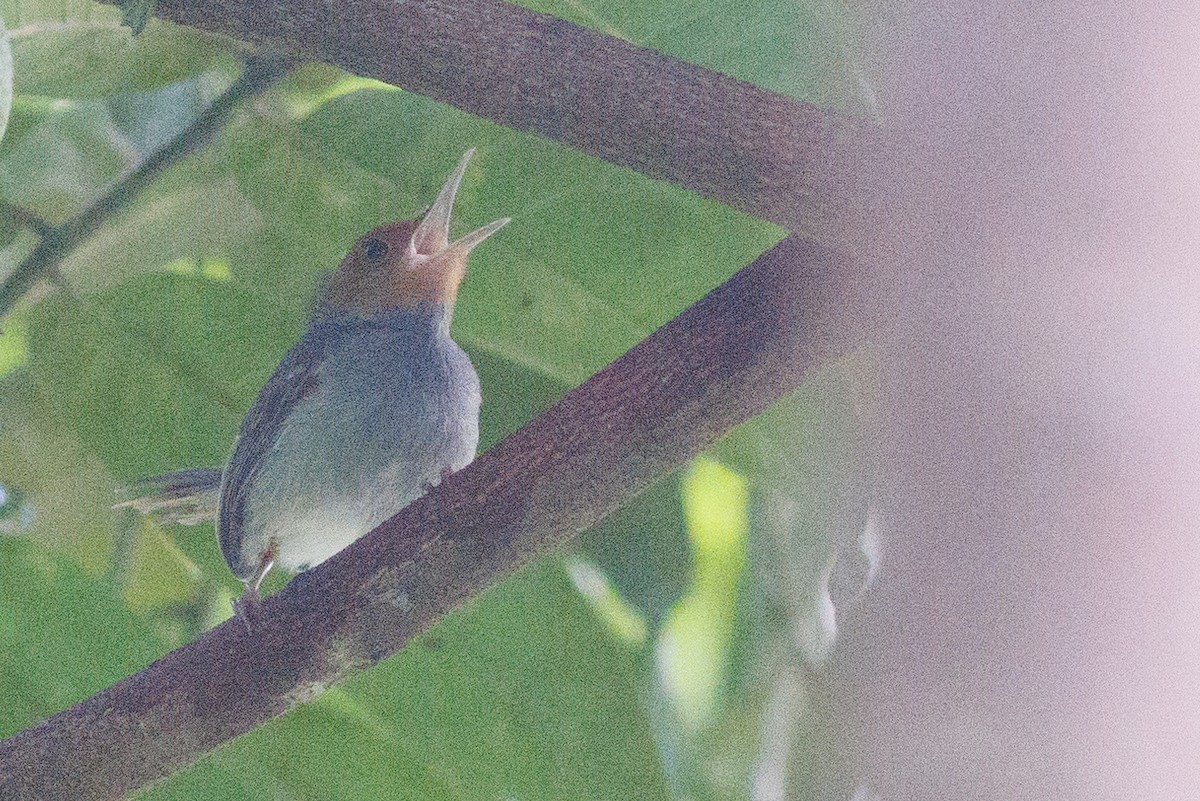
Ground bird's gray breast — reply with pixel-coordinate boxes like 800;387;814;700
242;319;480;571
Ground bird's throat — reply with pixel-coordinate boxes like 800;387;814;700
388;252;467;309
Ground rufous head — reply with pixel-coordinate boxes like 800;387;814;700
322;149;510;314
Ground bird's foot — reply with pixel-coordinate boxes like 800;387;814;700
231;585;263;632
231;554;274;631
421;466;457;495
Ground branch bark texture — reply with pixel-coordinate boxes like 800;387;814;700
0;234;863;800
125;0;876;240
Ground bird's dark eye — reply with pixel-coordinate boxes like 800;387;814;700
362;238;389;261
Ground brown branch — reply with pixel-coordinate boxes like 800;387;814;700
0;54;290;320
107;0;878;240
0;234;864;800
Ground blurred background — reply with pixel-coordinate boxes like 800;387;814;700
0;1;876;799
2;1;1198;799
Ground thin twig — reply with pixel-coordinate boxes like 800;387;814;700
0;234;866;801
0;203;53;238
0;54;291;320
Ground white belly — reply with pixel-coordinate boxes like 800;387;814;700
239;346;480;573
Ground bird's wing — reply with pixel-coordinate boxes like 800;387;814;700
217;333;329;578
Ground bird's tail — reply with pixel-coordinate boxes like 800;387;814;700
113;467;222;526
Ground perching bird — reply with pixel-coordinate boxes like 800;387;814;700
118;150;509;612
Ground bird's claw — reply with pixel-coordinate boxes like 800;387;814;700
232;585;263;632
232;555;274;631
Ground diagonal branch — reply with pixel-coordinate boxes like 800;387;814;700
105;0;879;241
0;54;290;320
0;234;864;801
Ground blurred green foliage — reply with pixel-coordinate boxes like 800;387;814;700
521;0;874;110
0;2;874;799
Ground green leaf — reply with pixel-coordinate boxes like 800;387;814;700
579;473;691;629
0;372;122;571
0;100;128;222
0;0;120;29
58;175;263;293
468;346;567;450
658;458;748;729
220;115;403;310
8;20;231;99
0;306;27;377
24;276;277;479
0;536;166;738
510;0;875;108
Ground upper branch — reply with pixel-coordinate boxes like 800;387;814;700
113;0;879;240
0;234;864;801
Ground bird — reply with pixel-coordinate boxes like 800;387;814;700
117;149;509;615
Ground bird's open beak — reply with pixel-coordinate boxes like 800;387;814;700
406;149;510;267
